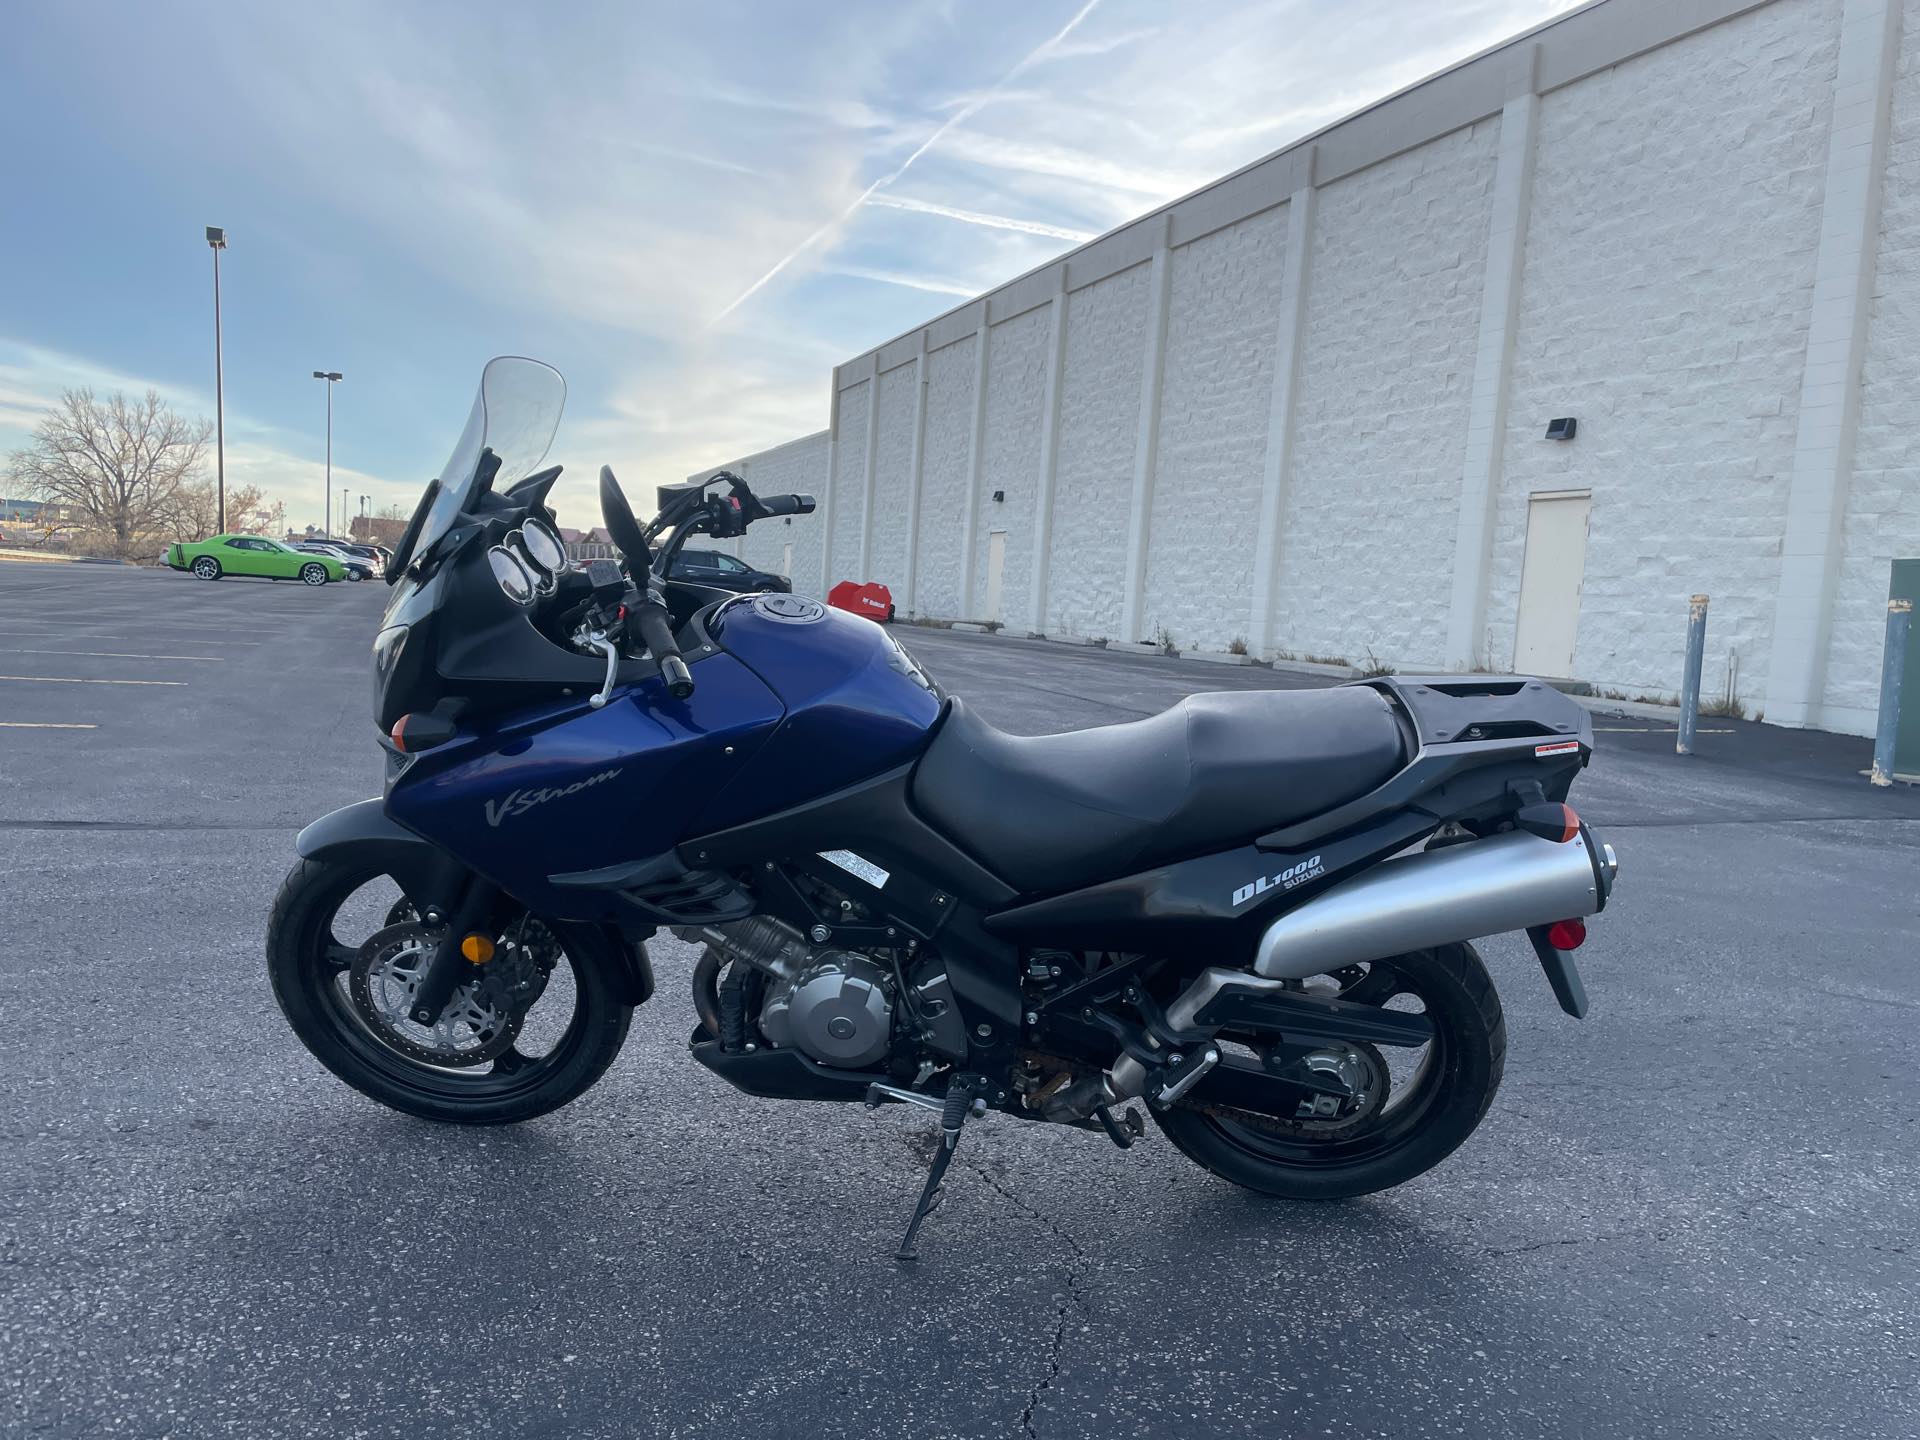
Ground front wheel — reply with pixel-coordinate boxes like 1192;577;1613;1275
299;562;329;586
266;855;633;1124
1155;943;1506;1199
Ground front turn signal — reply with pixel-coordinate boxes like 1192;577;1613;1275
390;711;457;753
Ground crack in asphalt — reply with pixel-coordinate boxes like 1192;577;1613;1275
1482;1228;1655;1257
958;1151;1091;1439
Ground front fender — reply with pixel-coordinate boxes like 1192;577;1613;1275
296;798;460;906
294;799;655;1005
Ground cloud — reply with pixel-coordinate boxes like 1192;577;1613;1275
0;338;414;529
706;0;1109;326
6;0;1593;517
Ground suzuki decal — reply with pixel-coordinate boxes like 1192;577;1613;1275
1231;854;1324;907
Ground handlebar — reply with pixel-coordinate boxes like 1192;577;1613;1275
631;600;694;699
757;493;816;517
594;466;814;704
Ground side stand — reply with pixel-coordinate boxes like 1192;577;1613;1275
895;1078;980;1264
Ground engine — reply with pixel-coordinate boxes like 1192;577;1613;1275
678;915;897;1070
759;952;895;1068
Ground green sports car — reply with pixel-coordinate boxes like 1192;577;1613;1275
164;534;345;585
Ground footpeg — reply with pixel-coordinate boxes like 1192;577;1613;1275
1152;1042;1220;1107
894;1078;983;1263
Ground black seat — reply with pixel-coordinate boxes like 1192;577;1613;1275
911;687;1407;894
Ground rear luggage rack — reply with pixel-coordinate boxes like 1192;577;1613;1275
1253;675;1594;851
1365;674;1586;747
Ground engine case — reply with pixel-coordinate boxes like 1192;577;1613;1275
759;952;894;1069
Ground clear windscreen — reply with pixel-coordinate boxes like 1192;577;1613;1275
410;356;566;562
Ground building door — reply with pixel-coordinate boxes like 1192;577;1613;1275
1893;560;1920;777
781;542;793;580
1512;492;1590;678
984;530;1007;623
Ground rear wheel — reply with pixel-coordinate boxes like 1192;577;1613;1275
266;855;632;1124
299;562;328;585
191;556;221;580
1155;943;1505;1199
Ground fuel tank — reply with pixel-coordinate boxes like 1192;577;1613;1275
695;593;943;832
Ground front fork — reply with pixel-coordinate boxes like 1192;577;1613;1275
407;875;500;1026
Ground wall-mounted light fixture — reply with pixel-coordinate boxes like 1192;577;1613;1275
1545;417;1577;441
992;489;1005;503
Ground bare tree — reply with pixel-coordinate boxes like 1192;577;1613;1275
164;478;265;542
4;389;212;558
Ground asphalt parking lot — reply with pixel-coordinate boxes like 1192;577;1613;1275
4;559;1918;1440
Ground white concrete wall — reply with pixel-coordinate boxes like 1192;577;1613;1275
1142;206;1288;652
703;0;1919;735
1493;0;1841;716
1277;120;1498;669
913;334;979;619
1046;263;1151;640
1837;0;1920;731
973;304;1052;632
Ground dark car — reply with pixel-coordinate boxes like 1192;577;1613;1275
666;548;790;593
293;541;376;581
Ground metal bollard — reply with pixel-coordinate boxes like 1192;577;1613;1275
1677;593;1709;756
1870;598;1912;787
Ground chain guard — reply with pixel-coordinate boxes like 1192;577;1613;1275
349;921;520;1067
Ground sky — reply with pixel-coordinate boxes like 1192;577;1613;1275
0;0;1586;535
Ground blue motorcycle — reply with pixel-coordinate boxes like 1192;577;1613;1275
270;357;1621;1258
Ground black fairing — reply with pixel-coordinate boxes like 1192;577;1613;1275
373;509;713;732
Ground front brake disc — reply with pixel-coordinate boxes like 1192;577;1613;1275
349;921;519;1067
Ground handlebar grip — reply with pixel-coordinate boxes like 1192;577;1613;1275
659;654;694;699
759;493;816;516
633;603;695;699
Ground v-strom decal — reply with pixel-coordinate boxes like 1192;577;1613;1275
484;768;623;828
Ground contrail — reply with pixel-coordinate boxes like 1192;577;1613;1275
707;0;1104;327
866;193;1096;242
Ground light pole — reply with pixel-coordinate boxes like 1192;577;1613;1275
312;370;342;535
339;486;348;538
206;227;228;533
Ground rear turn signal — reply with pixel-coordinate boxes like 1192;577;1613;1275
1516;801;1581;843
1546;918;1587;951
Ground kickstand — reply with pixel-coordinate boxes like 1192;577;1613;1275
1094;1104;1145;1149
895;1079;979;1264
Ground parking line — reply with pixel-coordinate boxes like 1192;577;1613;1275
0;674;188;686
0;629;266;645
0;721;98;728
0;649;224;661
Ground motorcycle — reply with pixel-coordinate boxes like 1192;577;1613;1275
269;356;1621;1259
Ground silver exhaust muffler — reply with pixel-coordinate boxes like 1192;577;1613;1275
1254;828;1610;980
1047;829;1616;1122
